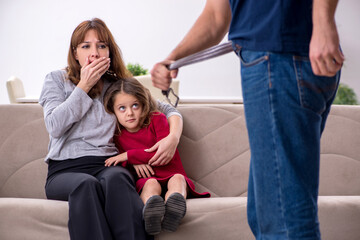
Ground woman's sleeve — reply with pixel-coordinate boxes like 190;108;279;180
39;71;93;138
156;100;182;119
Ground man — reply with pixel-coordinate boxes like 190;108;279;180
151;0;343;239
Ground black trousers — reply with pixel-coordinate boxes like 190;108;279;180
46;156;153;240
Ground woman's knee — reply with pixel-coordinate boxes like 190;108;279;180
75;176;101;192
46;173;100;200
68;176;103;203
101;167;133;182
99;167;136;194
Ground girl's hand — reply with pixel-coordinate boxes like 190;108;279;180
78;57;110;93
147;134;179;166
133;164;155;178
105;152;127;167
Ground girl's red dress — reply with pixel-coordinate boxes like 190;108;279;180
115;112;210;198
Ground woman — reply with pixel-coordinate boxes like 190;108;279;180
39;18;183;240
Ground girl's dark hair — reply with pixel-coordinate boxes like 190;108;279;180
66;18;131;98
104;78;158;132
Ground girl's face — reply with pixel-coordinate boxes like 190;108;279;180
113;92;143;133
75;29;110;66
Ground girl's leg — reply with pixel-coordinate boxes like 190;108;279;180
162;174;187;232
140;178;162;204
141;179;165;236
164;174;188;201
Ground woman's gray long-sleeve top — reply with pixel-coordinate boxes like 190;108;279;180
39;70;181;163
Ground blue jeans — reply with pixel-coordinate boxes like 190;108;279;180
236;48;340;239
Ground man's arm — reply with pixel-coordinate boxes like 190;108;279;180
167;0;232;60
151;0;232;90
310;0;344;76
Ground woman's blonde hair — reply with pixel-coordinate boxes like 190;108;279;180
67;18;131;98
104;78;158;133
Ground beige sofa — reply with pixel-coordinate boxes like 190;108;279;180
0;104;360;240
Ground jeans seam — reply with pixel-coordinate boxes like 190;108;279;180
267;54;272;88
293;56;304;109
268;56;289;238
239;49;269;67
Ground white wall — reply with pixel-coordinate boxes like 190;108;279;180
0;0;359;104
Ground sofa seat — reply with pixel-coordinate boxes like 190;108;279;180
0;198;68;240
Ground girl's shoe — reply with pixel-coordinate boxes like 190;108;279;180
143;195;165;235
162;193;187;232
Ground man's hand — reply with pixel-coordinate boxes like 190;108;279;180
310;0;344;77
150;60;178;91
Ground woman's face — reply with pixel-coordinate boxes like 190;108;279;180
75;29;110;67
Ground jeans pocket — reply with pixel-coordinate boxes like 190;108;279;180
293;56;340;115
238;49;269;67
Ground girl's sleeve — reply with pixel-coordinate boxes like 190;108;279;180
127;150;155;165
117;130;156;165
156;100;182;119
126;114;170;165
39;71;93;138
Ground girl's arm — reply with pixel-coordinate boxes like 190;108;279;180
110;136;156;166
116;113;179;166
104;153;155;178
39;71;93;138
104;152;128;167
109;130;159;166
151;0;231;90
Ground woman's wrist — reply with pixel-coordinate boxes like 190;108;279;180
167;132;180;145
168;115;183;143
77;81;91;93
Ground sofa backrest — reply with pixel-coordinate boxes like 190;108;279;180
0;104;49;199
0;104;359;199
177;105;250;197
317;105;360;196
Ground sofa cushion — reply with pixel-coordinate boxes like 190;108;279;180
0;197;253;240
318;196;360;240
157;197;253;240
0;198;69;240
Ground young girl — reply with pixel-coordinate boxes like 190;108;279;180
104;78;210;235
